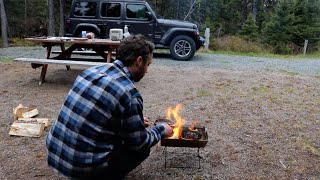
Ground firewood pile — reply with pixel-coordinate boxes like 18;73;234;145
9;104;49;137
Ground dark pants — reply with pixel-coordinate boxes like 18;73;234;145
78;148;150;180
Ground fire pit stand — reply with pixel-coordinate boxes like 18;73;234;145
161;126;208;169
164;146;203;168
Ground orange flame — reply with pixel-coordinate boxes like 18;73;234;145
166;104;186;139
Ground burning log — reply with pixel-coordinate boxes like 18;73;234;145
182;127;202;140
157;104;208;148
161;126;208;148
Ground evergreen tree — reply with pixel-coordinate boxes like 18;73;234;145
290;0;320;48
219;0;242;35
263;0;320;53
240;13;258;41
263;0;295;53
5;0;47;37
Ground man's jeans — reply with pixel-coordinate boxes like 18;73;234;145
79;148;150;180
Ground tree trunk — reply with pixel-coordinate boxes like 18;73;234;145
0;0;8;47
184;0;196;20
252;0;257;21
24;0;27;32
176;0;180;19
48;0;55;36
59;0;65;36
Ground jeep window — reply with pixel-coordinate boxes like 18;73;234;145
101;3;121;18
73;2;97;17
126;4;149;19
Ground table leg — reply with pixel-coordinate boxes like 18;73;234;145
107;50;112;63
60;44;70;70
39;65;48;85
39;46;52;84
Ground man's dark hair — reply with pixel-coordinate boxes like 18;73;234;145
116;34;155;66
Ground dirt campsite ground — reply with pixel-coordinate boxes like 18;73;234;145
0;49;319;179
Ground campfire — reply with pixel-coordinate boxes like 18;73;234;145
158;104;208;148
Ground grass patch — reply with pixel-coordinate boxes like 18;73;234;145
295;138;320;156
0;58;14;63
252;86;271;93
0;38;36;47
228;120;243;129
213;36;266;53
154;49;170;53
198;48;288;58
279;70;300;76
286;88;295;93
312;74;320;79
196;89;212;97
198;48;320;60
10;38;35;46
259;86;270;93
293;52;320;59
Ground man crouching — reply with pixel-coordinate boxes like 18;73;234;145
46;34;173;179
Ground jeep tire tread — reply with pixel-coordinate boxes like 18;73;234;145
169;35;196;61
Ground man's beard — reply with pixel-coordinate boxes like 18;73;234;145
133;66;146;82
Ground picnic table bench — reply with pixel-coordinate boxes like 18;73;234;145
14;58;108;66
14;37;120;85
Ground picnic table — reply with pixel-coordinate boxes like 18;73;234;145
14;37;120;84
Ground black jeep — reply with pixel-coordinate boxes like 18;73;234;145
65;0;204;61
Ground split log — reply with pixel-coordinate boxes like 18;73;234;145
13;104;38;120
9;121;45;137
21;108;39;118
18;118;49;128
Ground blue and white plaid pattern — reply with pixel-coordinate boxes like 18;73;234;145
46;60;166;178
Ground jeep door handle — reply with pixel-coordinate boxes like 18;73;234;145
97;23;107;27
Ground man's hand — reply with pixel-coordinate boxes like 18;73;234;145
161;123;173;137
143;117;150;127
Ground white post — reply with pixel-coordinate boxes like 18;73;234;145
205;28;210;50
303;39;308;55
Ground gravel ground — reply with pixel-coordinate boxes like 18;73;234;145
1;46;320;76
0;47;319;179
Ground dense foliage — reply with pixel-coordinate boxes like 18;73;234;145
1;0;320;54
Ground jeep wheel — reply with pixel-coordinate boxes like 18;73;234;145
170;35;196;61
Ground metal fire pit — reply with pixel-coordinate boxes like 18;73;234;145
161;126;208;148
160;126;208;168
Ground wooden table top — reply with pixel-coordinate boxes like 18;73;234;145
25;37;121;45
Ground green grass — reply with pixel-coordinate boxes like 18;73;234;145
252;86;271;93
294;138;320;156
293;52;320;59
0;38;36;47
198;48;320;59
196;89;212;97
312;74;320;79
279;70;300;76
228;120;243;129
0;58;14;63
10;38;36;46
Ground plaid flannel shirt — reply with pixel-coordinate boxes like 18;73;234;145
46;60;166;178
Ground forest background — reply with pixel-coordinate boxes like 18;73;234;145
0;0;320;55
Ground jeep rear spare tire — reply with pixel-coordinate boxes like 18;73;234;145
170;35;196;61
